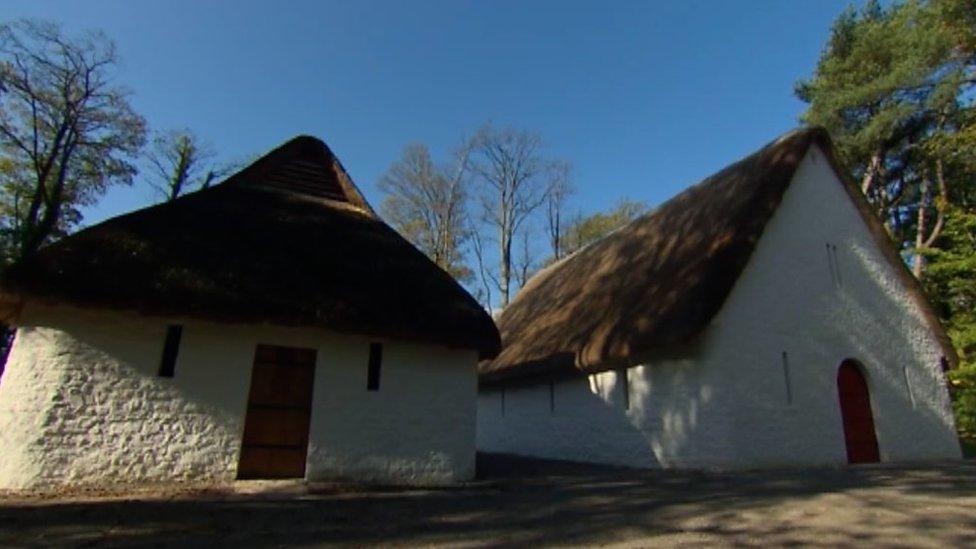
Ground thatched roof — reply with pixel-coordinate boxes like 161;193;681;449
480;128;955;383
1;135;500;358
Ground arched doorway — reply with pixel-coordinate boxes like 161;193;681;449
837;360;880;464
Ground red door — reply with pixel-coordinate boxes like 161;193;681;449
837;360;880;464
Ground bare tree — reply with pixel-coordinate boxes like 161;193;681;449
0;19;145;263
146;129;233;202
513;225;537;289
470;124;550;307
470;228;495;311
378;141;472;281
545;161;572;261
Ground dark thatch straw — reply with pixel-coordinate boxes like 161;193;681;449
1;135;500;358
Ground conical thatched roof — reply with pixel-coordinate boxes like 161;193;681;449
1;135;500;358
480;128;954;382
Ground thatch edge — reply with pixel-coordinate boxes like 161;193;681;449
0;290;497;358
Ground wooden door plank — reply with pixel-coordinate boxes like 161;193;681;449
238;344;317;479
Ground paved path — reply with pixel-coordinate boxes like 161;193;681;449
2;455;975;547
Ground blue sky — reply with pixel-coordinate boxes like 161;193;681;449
3;1;864;227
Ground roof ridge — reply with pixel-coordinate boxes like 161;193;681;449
224;135;376;214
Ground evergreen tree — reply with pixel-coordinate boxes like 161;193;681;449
924;209;976;437
796;0;975;273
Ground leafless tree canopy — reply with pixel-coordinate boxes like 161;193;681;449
146;129;233;202
545;161;573;261
470;124;553;307
0;19;146;263
378;142;472;281
378;125;573;311
470;228;496;311
513;227;536;289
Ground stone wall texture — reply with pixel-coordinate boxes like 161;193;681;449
0;305;477;490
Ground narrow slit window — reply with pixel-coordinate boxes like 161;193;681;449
621;368;630;410
826;243;837;286
367;342;382;391
832;244;843;286
158;325;182;378
782;351;793;405
903;365;917;408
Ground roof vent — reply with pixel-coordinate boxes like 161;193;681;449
259;157;349;202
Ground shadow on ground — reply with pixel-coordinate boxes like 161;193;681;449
2;454;975;547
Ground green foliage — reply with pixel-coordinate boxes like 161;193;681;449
925;209;976;437
797;0;954;163
559;199;648;258
949;364;976;440
797;0;975;243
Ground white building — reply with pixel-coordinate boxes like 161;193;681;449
478;128;961;469
0;136;499;490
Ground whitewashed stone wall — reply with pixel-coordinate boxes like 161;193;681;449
478;146;961;469
306;342;477;484
0;303;477;490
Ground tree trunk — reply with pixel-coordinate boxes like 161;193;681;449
861;149;884;195
500;227;511;307
923;158;948;248
551;209;561;260
913;160;951;280
913;176;931;279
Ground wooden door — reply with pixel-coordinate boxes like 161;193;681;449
238;344;316;479
837;360;880;464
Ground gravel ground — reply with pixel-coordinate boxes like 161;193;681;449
1;454;975;547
